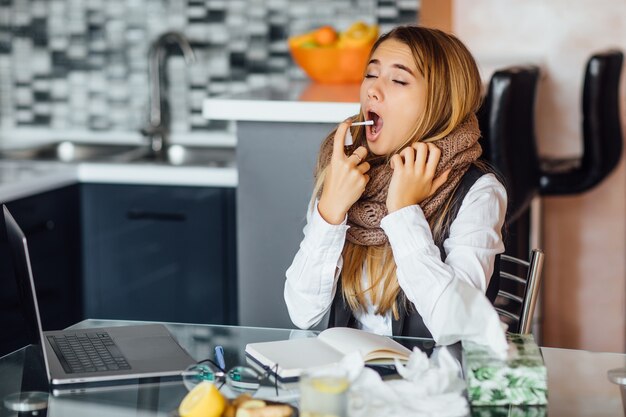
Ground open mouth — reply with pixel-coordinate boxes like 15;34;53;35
366;111;383;140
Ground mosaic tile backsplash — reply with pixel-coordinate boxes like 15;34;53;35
0;0;418;138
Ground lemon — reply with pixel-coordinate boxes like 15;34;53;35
346;21;368;34
311;377;349;394
178;381;226;417
338;22;379;48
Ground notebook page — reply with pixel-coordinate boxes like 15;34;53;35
245;337;344;378
318;327;412;360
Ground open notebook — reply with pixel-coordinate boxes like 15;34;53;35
245;327;412;382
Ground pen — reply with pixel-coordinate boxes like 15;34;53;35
214;345;226;370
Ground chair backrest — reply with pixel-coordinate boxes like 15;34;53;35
494;249;545;334
539;50;624;195
478;66;541;223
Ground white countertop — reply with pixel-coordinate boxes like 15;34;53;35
0;161;79;202
77;162;237;187
0;160;237;203
203;81;361;123
0;128;237;150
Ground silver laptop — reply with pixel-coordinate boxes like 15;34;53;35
2;204;196;386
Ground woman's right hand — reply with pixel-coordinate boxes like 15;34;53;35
318;121;370;225
317;121;370;224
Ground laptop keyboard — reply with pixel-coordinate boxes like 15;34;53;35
47;332;131;374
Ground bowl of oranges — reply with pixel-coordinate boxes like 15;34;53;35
288;22;379;84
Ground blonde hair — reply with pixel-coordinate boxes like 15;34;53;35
312;26;483;318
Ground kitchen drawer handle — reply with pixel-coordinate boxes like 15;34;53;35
126;210;186;222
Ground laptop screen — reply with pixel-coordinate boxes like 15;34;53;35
3;205;52;381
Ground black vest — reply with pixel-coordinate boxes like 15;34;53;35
327;165;501;337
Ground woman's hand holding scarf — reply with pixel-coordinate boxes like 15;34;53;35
387;142;451;213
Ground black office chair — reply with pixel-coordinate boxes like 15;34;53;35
478;66;542;262
494;249;545;334
478;65;542;224
539;50;623;195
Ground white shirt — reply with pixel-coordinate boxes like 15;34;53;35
284;173;507;343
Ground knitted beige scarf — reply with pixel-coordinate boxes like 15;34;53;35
315;114;482;246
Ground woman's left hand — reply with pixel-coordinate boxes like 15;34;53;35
386;142;451;213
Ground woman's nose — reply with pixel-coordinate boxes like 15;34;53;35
367;82;382;101
367;78;383;101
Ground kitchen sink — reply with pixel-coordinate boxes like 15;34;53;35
129;145;236;167
0;141;235;167
0;141;144;163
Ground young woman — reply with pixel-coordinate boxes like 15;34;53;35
284;26;507;344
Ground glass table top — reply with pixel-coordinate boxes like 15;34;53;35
0;319;625;417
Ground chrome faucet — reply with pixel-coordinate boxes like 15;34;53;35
143;31;196;157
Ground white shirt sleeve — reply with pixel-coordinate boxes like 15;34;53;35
284;202;348;329
380;173;507;344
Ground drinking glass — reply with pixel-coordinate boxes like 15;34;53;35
299;367;349;417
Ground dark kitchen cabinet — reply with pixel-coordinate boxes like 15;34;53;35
80;184;237;326
0;185;82;356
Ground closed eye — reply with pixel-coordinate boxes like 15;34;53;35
393;80;408;85
365;74;378;79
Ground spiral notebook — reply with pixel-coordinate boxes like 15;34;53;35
245;327;412;383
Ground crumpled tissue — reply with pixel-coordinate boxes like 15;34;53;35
425;278;509;361
339;347;468;417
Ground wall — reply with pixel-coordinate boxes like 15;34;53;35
454;0;626;352
420;0;452;32
0;0;418;141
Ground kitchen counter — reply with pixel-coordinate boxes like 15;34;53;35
203;81;361;123
0;161;78;202
0;81;364;207
76;162;237;187
0;128;237;151
0;160;237;203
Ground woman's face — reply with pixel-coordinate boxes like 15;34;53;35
360;38;428;156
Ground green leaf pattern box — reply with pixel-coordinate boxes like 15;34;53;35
463;334;547;406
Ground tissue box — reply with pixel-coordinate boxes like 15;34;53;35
471;406;546;417
463;334;547;406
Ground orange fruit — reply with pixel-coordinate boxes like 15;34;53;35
313;26;338;46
